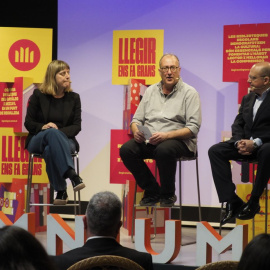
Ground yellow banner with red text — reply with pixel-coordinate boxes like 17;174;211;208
112;30;164;85
0;128;48;183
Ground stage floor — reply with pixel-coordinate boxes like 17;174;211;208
36;221;233;269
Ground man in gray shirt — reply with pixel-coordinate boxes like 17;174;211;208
120;54;201;207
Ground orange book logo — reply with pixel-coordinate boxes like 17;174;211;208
8;39;40;71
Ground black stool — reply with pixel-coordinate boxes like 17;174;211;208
131;153;202;243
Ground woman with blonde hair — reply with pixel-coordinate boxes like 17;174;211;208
25;60;85;205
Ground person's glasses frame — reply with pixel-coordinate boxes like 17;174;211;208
248;75;267;81
160;66;179;73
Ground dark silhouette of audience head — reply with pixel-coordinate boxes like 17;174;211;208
237;233;270;270
85;191;122;238
0;225;56;270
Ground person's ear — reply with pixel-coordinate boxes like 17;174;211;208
116;221;122;234
264;76;270;85
83;215;87;230
158;68;162;77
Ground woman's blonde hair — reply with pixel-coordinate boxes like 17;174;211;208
39;60;72;95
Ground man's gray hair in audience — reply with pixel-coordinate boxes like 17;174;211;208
86;191;122;236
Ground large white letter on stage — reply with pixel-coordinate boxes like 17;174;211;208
134;218;181;263
0;212;35;235
47;214;86;255
196;221;248;266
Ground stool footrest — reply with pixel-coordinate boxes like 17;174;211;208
134;204;181;209
30;203;80;207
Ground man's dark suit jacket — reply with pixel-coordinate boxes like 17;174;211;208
209;89;270;202
51;238;153;270
227;90;270;144
24;89;81;151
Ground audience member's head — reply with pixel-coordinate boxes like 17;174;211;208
85;191;122;238
237;233;270;270
0;225;56;270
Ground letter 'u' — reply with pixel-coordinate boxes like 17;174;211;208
134;218;181;263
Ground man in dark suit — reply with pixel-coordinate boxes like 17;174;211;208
51;191;153;270
208;62;270;225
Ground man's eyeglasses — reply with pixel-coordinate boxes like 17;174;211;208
248;75;266;81
160;66;179;73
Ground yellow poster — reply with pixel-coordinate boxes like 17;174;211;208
0;127;48;183
112;30;164;85
0;27;52;83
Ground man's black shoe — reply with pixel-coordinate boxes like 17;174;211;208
237;200;260;220
139;194;160;206
221;198;244;225
160;195;177;207
70;175;86;192
53;190;68;205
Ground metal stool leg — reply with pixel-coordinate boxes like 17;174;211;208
74;191;77;215
122;184;126;225
179;160;182;222
179;159;197;246
178;156;201;223
265;184;268;233
131;183;137;243
250;161;267;235
72;153;81;215
219;202;224;235
78;190;81;215
131;182;157;243
195;157;202;221
26;153;35;213
252;163;255;238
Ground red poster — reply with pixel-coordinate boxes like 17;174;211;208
0;78;23;132
0;77;35;133
223;23;270;82
110;129;158;184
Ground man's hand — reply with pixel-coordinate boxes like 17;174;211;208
237;139;255;155
149;132;168;145
133;130;146;143
42;122;58;130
